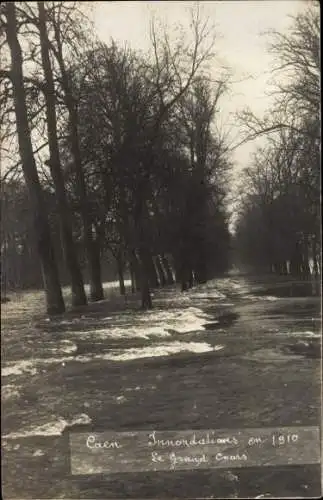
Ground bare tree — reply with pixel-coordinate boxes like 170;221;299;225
134;5;218;308
3;2;65;314
37;1;87;307
237;2;320;145
235;2;320;284
47;2;104;301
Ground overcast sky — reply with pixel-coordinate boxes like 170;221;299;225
91;0;308;181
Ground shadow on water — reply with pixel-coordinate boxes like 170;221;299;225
203;311;240;330
282;340;321;359
243;276;321;360
253;279;320;298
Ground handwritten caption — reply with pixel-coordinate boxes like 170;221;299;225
69;426;320;475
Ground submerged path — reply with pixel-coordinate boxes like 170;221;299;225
1;275;321;499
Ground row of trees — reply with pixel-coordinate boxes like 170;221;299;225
1;2;231;312
234;2;320;280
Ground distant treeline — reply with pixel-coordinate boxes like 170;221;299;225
233;4;320;282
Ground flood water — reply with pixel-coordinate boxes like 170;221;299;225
1;275;321;499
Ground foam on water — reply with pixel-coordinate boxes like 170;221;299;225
244;294;279;301
187;282;227;299
230;282;243;289
2;354;93;377
2;288;226;380
257;295;279;301
62;306;215;339
273;329;321;339
2;385;21;401
158;295;192;306
2;338;224;376
190;291;227;300
45;340;78;354
243;348;306;363
114;395;127;403
2;413;92;439
98;342;224;361
229;281;249;293
124;384;156;392
2;360;38;377
58;319;83;325
288;330;321;338
110;325;170;339
67;325;170;340
33;449;45;457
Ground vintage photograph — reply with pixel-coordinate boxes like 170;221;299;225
1;1;321;498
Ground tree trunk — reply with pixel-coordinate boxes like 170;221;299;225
53;23;104;302
280;261;288;275
88;238;104;301
5;3;65;315
155;255;167;286
141;279;152;308
289;258;298;277
148;254;159;288
188;269;194;288
161;254;175;285
129;250;141;292
301;236;311;279
290;242;303;277
134;193;152;309
130;261;136;294
173;256;182;284
181;281;188;292
72;115;104;301
180;261;190;292
195;262;207;284
116;252;125;295
311;239;320;296
312;239;319;277
38;1;86;307
138;247;153;309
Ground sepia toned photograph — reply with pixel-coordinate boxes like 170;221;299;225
1;1;321;498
